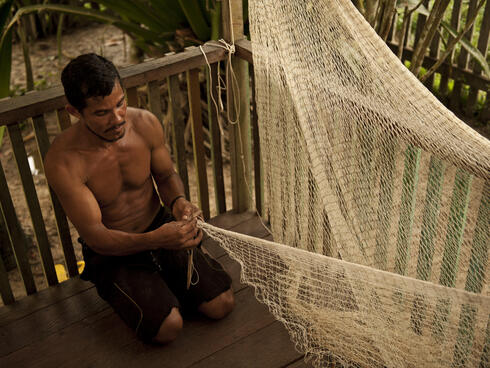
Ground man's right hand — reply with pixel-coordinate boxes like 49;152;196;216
153;217;203;250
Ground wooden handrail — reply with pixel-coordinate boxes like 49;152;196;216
235;39;253;64
0;43;227;126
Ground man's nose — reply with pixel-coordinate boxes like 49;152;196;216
111;108;124;123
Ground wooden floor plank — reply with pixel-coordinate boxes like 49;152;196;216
0;212;266;326
0;287;275;368
189;321;302;368
285;357;314;367
206;211;257;229
0;251;245;357
0;286;107;356
0;213;288;368
0;277;93;327
0;245;244;357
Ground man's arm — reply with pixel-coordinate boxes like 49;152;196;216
146;113;201;221
44;153;200;256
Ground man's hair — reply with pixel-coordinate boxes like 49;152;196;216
61;53;122;112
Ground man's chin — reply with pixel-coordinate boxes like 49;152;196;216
86;123;126;142
106;128;125;142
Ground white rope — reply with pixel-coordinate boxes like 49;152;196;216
200;40;241;126
198;1;272;237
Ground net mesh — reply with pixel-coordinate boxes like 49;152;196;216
201;0;490;366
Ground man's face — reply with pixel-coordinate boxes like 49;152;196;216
79;81;127;142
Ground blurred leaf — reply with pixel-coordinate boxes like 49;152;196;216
178;0;210;40
149;0;186;26
200;0;211;24
209;1;221;40
93;0;178;33
0;27;11;97
440;20;490;78
1;4;173;47
0;126;5;146
0;0;13;98
0;0;12;147
0;0;13;28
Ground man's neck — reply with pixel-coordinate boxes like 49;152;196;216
81;122;125;148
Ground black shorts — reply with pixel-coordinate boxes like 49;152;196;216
79;207;232;342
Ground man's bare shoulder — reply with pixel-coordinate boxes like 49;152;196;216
127;107;164;146
44;123;85;182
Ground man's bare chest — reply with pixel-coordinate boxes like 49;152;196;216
83;141;152;206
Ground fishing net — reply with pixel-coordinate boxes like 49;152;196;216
201;0;490;366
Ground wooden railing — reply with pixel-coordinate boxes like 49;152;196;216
388;0;490;119
0;40;261;305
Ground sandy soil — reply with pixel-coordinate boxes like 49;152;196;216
1;23;232;304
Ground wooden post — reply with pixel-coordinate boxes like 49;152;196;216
450;0;479;111
187;69;211;220
222;0;252;213
207;63;227;214
466;0;490;115
168;74;190;200
440;0;462;99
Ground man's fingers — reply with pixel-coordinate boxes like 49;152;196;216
181;220;197;236
178;217;197;230
177;219;200;242
181;206;193;220
181;229;203;249
193;209;203;221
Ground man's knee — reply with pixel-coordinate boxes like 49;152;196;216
153;307;183;344
199;289;235;320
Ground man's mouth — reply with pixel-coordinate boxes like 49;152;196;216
105;121;126;133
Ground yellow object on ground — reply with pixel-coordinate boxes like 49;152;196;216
55;261;85;282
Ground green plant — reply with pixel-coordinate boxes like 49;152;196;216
0;0;14;148
354;0;489;80
1;1;228;56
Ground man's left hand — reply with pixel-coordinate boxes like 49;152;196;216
172;197;202;222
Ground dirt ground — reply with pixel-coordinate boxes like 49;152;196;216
1;23;233;303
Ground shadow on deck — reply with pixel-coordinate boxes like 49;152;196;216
0;212;311;368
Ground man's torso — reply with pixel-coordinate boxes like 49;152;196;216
50;107;161;233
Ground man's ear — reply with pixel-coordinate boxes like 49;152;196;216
65;104;81;119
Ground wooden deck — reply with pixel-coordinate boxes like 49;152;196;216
0;212;312;368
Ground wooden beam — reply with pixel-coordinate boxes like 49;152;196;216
464;180;489;294
0;253;14;305
416;156;445;281
7;122;58;287
125;87;139;108
394;145;421;276
466;0;490;114
167;74;190;200
439;169;472;287
187;68;210;220
0;161;36;297
450;0;479;110
388;42;489;92
223;0;252;213
32;115;78;278
0;44;227;126
207;63;227;214
235;39;253;63
55;108;71;131
147;80;163;124
250;65;263;217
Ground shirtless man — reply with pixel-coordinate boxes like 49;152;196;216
45;53;234;344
